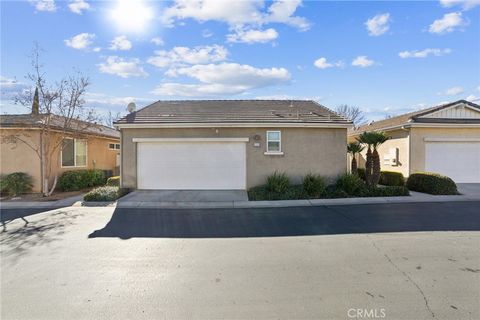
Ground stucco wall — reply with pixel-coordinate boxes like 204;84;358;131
0;129;42;192
1;129;120;193
409;127;480;174
348;129;410;177
120;127;347;189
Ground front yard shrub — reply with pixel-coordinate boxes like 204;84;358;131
379;171;405;186
302;174;326;198
83;186;129;202
58;169;106;191
357;168;366;181
266;171;290;193
336;173;366;196
0;172;33;197
106;176;120;186
406;172;458;195
364;186;410;197
248;185;304;201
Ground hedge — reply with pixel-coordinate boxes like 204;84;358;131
379;171;405;186
406;172;458;195
0;172;33;197
83;186;129;202
58;169;106;191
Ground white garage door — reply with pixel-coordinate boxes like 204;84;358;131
137;140;246;190
425;142;480;183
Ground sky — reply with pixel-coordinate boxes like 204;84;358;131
1;0;479;121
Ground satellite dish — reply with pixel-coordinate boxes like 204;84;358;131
127;102;136;113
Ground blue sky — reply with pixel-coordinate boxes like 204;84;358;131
1;0;479;121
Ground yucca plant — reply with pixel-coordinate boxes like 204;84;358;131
357;132;375;186
357;132;389;186
347;142;365;174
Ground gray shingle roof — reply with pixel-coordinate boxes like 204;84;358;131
115;100;351;125
350;100;480;135
0;113;120;139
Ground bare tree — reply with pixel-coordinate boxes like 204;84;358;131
1;44;97;196
335;104;367;126
102;110;122;128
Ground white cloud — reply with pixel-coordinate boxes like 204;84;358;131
109;35;132;51
439;86;464;95
202;29;213;38
30;0;56;12
440;0;480;10
93;47;101;52
227;28;278;44
466;94;479;102
85;92;151;106
351;56;375;68
399;48;452;58
429;12;466;34
0;76;29;100
64;33;95;50
153;62;290;96
365;13;390;36
147;45;228;68
98;56;148;78
150;37;164;46
313;57;344;69
68;0;89;14
162;0;310;31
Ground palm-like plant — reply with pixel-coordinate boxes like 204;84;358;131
369;131;389;186
347;142;364;174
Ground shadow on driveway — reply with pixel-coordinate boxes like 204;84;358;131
89;201;480;239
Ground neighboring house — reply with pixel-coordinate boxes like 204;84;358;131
114;100;352;190
1;113;120;193
349;100;480;183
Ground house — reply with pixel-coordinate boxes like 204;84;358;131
114;100;352;190
348;100;480;183
0;113;120;193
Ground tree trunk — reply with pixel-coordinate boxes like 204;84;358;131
365;146;373;186
351;156;358;174
46;175;58;197
372;148;381;186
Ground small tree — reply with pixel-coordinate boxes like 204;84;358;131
335;104;367;126
1;44;96;196
357;131;389;186
347;142;364;174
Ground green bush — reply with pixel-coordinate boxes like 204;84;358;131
364;186;410;197
266;171;290;193
83;186;129;202
302;174;326;198
406;172;458;195
379;171;405;186
106;176;120;186
324;185;350;199
0;172;33;197
336;173;366;196
248;184;304;201
357;168;366;181
58;169;106;191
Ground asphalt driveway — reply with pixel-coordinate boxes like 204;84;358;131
1;202;480;319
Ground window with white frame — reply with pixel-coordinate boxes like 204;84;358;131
62;139;87;167
108;143;120;150
266;131;281;153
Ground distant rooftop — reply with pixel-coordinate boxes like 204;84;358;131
115;100;352;125
0;113;120;139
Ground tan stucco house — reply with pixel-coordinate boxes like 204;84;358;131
1;113;120;193
349;100;480;183
114;100;352;190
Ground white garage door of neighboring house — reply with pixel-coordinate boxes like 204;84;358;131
425;141;480;183
136;139;247;190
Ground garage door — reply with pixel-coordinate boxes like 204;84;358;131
425;142;480;183
136;140;246;190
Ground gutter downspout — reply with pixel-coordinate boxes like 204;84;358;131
400;125;411;177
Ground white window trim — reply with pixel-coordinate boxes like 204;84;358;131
61;138;88;168
108;143;121;150
266;130;282;155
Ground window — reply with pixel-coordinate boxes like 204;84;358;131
266;131;282;153
62;139;87;167
108;143;120;150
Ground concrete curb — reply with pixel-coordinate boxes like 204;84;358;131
2;194;479;210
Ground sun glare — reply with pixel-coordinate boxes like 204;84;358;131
110;0;154;34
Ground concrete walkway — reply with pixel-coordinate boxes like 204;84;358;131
0;194;85;209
